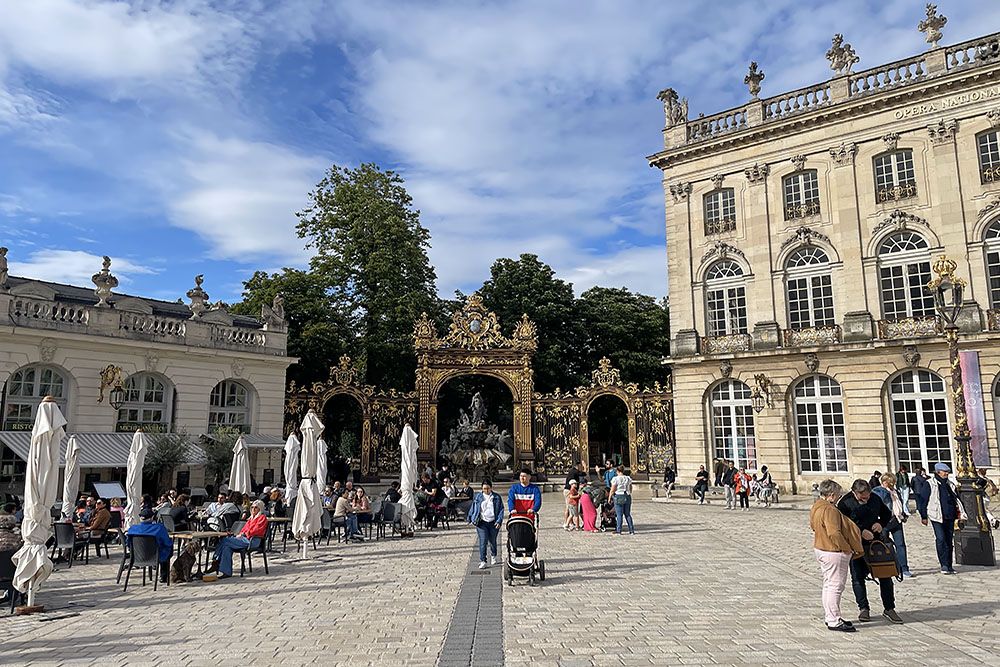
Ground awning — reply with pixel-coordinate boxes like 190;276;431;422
0;432;207;468
200;433;286;449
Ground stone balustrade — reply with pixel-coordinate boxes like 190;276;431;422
119;313;186;338
10;296;90;326
762;82;833;121
946;33;1000;71
211;325;267;347
849;55;927;97
687;108;747;142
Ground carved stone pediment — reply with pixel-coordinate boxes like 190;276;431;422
978;195;1000;220
9;281;57;301
872;209;931;236
114;297;153;314
202;308;235;326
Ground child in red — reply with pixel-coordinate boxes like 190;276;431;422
565;481;582;531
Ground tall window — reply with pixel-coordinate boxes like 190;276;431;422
793;375;848;473
878;231;935;320
209;380;252;433
874;150;917;203
709;380;757;470
2;365;68;430
889;370;952;472
979;130;1000;184
704;188;736;235
116;373;172;433
705;260;748;337
985;220;1000;309
785;247;835;329
783;170;820;220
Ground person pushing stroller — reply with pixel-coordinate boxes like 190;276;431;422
508;468;542;516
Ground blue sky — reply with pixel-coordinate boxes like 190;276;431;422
2;1;998;303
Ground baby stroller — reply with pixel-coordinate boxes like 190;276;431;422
503;512;546;586
599;502;617;532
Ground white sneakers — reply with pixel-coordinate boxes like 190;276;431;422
478;561;487;569
490;555;497;566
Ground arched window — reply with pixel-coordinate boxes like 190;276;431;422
877;231;934;320
2;365;68;430
792;375;848;473
704;188;736;235
116;373;172;433
889;370;951;472
873;150;917;203
709;380;757;470
978;130;1000;184
704;260;748;337
783;170;820;220
209;380;253;433
785;247;835;329
985;220;1000;309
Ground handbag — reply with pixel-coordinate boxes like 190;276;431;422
864;536;900;580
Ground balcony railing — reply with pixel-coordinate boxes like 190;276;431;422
983;164;1000;185
784;200;821;221
876;182;917;204
946;33;1000;70
701;333;752;354
877;316;942;340
783;325;842;347
10;296;89;326
119;313;186;338
704;217;737;235
987;309;1000;331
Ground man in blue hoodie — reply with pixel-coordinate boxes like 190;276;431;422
508;468;542;515
126;507;174;583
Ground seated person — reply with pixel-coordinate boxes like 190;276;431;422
84;499;111;538
268;488;286;518
207;500;268;578
108;498;125;525
154;494;172;516
442;478;456;500
383;481;402;504
321;486;336;508
330;481;344;499
126;508;173;583
206;494;241;532
456;480;474;500
334;491;363;542
419;473;444;527
168;494;191;531
205;493;227;516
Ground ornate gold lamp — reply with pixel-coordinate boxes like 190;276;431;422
750;373;773;414
927;255;995;566
98;365;127;412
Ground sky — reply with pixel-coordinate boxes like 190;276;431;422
2;1;999;304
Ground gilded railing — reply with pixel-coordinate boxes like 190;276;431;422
784;199;821;221
783;325;842;347
987;309;1000;331
10;297;89;326
877;316;942;339
982;164;1000;185
701;333;752;354
704;217;737;235
876;182;917;203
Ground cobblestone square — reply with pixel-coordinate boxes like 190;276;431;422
3;494;999;666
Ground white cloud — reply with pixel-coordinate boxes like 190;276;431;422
10;249;158;286
562;245;667;297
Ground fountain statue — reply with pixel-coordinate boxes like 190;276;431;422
440;392;512;481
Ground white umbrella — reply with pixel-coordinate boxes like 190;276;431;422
316;437;328;489
123;430;150;531
61;435;80;520
399;424;419;533
291;410;323;557
229;435;251;495
12;397;67;608
283;433;300;503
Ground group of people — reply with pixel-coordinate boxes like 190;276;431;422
809;462;970;632
689;460;776;508
468;468;542;570
560;461;636;535
321;481;374;542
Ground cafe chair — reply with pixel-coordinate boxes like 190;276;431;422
121;534;167;592
51;522;88;568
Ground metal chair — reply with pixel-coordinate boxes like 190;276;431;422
0;549;23;613
51;522;88;567
376;502;401;538
160;514;177;533
121;534;167;592
237;535;269;576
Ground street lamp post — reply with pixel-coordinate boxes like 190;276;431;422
927;255;996;567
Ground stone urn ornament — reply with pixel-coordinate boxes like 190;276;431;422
918;3;947;49
0;246;8;291
186;274;209;319
91;256;119;307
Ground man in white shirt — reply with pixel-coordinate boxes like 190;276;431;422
608;466;635;535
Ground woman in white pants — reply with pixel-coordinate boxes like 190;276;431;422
809;480;864;632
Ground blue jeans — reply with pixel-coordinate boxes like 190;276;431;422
215;536;250;576
345;514;360;537
931;520;955;569
888;526;909;573
614;495;634;534
476;521;499;562
899;487;911;515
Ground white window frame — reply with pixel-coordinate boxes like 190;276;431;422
979;130;1000;185
704;188;736;235
116;373;172;433
704;261;748;337
873;150;917;203
793;375;848;474
709;380;757;471
888;370;953;473
2;365;69;430
985;221;1000;309
783;170;820;220
785;247;835;329
877;232;935;320
209;380;253;433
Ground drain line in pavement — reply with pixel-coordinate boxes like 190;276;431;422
437;548;504;667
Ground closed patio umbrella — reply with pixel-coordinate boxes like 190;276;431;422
229;435;251;495
123;430;150;530
12;397;67;609
316;437;328;489
61;434;80;520
399;424;419;534
283;433;300;503
291;410;323;557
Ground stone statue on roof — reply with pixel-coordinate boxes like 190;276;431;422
0;247;8;291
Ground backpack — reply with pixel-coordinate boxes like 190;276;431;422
864;536;901;581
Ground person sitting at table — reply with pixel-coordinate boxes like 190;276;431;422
205;493;227;516
154;494;171;516
456;480;474;500
331;481;344;499
109;498;125;525
442;478;456;500
334;491;363;542
268;488;286;518
72;499;88;523
206;500;268;579
383;481;402;504
206;493;241;531
419;473;444;528
127;508;173;584
321;486;336;508
141;493;154;513
84;498;111;536
168;494;192;531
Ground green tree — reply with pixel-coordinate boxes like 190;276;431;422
202;428;239;489
477;254;587;392
144;432;193;493
296;163;440;390
578;287;670;386
230;268;351;385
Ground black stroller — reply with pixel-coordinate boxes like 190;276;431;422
503;512;546;586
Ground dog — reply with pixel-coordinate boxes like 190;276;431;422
170;542;202;583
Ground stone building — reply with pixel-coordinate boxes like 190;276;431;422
648;12;1000;491
0;250;292;496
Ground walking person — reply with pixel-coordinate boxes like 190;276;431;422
735;467;752;512
810;480;863;632
895;466;911;516
917;462;966;575
663;466;676;500
564;481;582;531
695;465;710;505
722;460;737;510
608;466;635;535
468;480;504;569
713;458;726;487
837;480;903;624
873;473;913;578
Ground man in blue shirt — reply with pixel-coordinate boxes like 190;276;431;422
126;507;173;583
508;468;542;515
602;461;616;489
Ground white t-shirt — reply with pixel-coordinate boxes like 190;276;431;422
611;475;633;496
480;493;496;522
